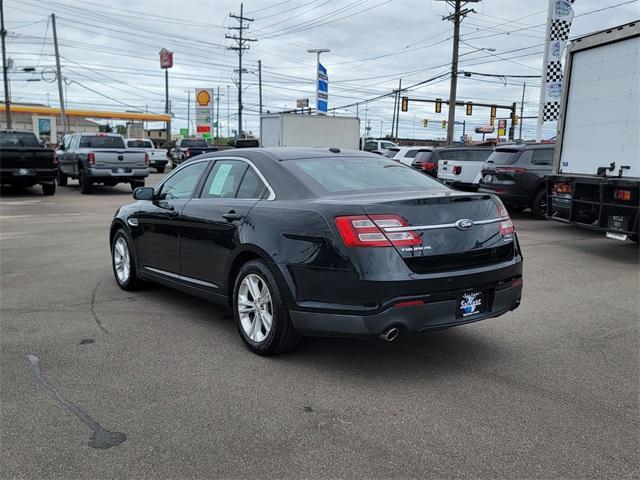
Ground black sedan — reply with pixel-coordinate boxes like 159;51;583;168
110;148;523;355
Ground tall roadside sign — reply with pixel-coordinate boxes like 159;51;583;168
195;88;215;141
160;48;173;143
317;63;329;114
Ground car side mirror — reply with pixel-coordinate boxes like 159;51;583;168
133;186;154;200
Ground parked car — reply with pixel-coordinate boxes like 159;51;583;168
361;139;398;155
125;138;168;173
390;146;435;166
0;129;57;195
171;138;218;165
110;148;523;355
57;133;149;194
437;147;494;190
478;144;554;219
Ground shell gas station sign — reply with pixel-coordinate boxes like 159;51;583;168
195;88;214;139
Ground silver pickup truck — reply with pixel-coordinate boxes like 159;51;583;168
58;133;149;194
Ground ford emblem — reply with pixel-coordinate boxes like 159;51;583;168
456;219;474;230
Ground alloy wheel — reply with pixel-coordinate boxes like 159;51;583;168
237;273;273;343
113;237;130;284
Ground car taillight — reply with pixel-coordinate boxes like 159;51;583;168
420;162;437;171
87;152;95;166
614;189;631;201
497;204;514;237
144;153;149;167
185;148;191;158
496;166;527;174
52;153;58;166
453;166;462;175
335;215;421;247
552;182;572;194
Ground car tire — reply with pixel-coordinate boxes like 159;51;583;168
156;166;165;174
42;182;56;196
78;168;93;194
57;170;68;186
111;229;141;291
531;189;547;220
233;260;301;355
130;180;145;192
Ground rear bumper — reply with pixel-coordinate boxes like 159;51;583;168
478;187;529;206
0;168;57;184
443;179;478;190
87;167;150;179
290;281;522;337
149;159;168;167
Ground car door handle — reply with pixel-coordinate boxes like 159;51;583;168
223;211;243;222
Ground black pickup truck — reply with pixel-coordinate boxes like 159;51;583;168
0;130;57;195
170;138;219;165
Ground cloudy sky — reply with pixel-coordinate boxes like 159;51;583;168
4;0;639;140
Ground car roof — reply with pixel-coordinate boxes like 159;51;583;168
204;147;377;162
495;143;554;151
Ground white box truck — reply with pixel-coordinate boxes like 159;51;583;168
260;114;360;149
547;21;639;242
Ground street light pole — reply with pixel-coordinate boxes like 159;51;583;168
307;48;329;114
184;90;191;137
519;82;526;140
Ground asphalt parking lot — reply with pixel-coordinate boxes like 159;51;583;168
1;174;638;479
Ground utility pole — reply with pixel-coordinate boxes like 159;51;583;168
439;0;480;145
258;59;263;116
226;85;230;138
185;90;191;137
391;87;398;139
519;82;526;140
226;3;256;139
216;85;220;141
51;13;66;136
395;78;402;141
0;0;11;129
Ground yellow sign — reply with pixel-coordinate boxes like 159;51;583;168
196;89;212;107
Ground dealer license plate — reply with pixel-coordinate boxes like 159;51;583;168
458;291;486;318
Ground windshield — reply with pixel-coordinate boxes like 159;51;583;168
383;148;399;158
283;156;446;194
79;135;125;149
487;150;522;165
0;132;40;148
182;139;208;148
127;140;153;148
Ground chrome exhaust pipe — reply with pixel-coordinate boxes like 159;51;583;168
379;327;399;342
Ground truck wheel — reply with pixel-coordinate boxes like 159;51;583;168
78;168;93;194
531;189;547;220
57;170;68;186
233;260;301;355
156;166;165;174
42;182;56;196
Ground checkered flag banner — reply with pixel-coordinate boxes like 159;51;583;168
541;0;575;122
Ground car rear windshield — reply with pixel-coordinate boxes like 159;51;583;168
439;149;492;162
182;139;208;147
0;132;40;148
127;140;153;148
79;135;125;149
487;149;522;165
282;156;445;194
404;149;430;159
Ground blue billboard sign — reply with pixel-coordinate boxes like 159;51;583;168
317;62;328;114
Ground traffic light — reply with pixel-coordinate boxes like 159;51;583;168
490;116;495;127
512;114;519;126
490;105;497;118
401;96;408;112
466;102;473;116
435;98;442;114
441;120;447;129
422;118;429;127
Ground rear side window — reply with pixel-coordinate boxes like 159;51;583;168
201;160;248;199
381;142;396;150
236;168;267;199
363;141;377;151
283;156;444;194
487;150;521;165
531;148;554;165
79;135;125;149
383;148;399;158
0;132;40;148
